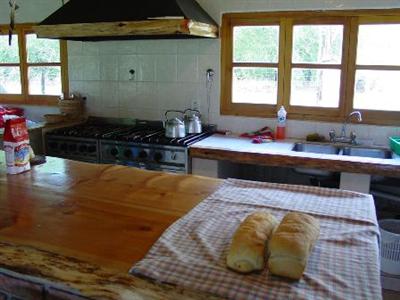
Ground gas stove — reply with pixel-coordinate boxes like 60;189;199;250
45;117;211;173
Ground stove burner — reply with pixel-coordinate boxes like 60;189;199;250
102;127;210;146
46;119;212;174
48;124;133;138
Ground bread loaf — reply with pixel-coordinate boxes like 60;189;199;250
268;212;320;280
226;211;278;273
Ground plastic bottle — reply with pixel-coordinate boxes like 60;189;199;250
276;106;287;140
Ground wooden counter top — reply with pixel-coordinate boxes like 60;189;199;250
0;153;222;299
189;135;400;178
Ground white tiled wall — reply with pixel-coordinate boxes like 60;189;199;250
67;39;220;122
2;0;400;146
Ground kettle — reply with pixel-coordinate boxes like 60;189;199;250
183;109;202;134
164;110;186;138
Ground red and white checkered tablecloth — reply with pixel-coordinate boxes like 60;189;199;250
130;179;382;300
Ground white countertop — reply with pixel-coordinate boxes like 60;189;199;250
190;134;400;165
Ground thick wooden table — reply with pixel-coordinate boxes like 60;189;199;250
0;154;221;299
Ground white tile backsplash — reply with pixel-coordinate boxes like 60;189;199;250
100;55;119;81
155;55;178;82
82;43;99;56
137;55;156;81
136;82;158;109
118;81;137;109
177;55;199;83
177;40;200;54
136;40;178;54
82;56;101;81
67;41;83;56
118;55;138;81
100;82;119;108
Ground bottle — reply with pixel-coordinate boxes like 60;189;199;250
276;106;287;140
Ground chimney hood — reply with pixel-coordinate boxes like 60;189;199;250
33;0;219;41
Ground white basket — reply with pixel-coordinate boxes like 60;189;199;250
379;219;400;275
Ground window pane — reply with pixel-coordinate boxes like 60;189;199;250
232;67;278;104
292;25;343;64
290;68;341;107
28;66;62;95
354;70;400;111
357;24;400;66
233;26;279;63
26;34;60;63
0;35;19;63
0;67;21;94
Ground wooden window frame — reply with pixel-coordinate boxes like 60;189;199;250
345;15;400;125
0;23;69;106
220;15;286;118
221;9;400;125
282;17;351;120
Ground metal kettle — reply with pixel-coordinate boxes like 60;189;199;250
183;109;202;134
164;110;186;138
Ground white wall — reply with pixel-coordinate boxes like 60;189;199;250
1;0;400;145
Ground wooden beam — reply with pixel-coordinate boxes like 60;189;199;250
33;20;218;39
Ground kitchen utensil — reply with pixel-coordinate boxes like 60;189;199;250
165;110;186;138
183;109;202;134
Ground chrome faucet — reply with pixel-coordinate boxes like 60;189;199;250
329;111;362;144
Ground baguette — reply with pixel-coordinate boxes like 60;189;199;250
227;211;278;273
268;212;320;280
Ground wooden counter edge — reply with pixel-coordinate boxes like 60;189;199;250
0;241;221;300
189;147;400;178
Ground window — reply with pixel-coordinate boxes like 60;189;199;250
232;25;280;105
0;24;68;105
221;10;400;125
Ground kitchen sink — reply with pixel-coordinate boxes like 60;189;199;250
292;143;340;177
292;142;340;155
342;147;393;159
291;142;394;178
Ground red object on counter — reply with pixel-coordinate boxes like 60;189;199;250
0;106;24;128
240;126;274;139
4;117;31;174
275;126;286;140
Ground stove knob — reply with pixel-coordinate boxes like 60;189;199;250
154;152;163;162
171;152;177;161
138;150;147;159
60;143;67;151
88;145;96;153
110;148;119;157
124;149;132;158
69;144;77;152
79;145;88;152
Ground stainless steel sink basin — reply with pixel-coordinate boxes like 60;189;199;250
292;142;340;155
342;147;393;159
292;143;340;177
291;142;393;178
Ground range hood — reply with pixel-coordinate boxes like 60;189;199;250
34;0;218;41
